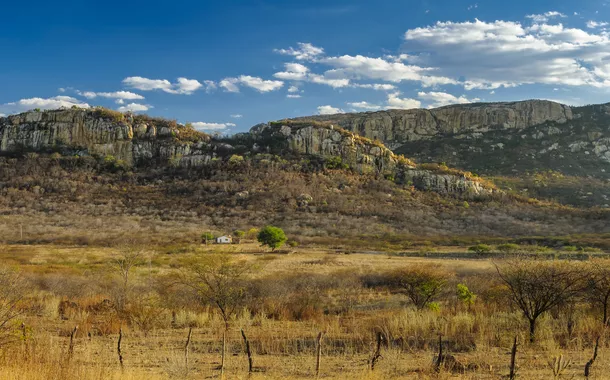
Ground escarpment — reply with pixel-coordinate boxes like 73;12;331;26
1;108;498;199
0;109;215;167
291;100;573;146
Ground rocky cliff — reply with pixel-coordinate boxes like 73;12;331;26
250;121;497;198
292;100;573;147
0;108;498;198
0;109;215;167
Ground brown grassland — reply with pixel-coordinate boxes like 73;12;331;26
0;241;608;379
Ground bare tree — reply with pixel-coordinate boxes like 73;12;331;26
584;259;610;325
389;265;450;310
109;247;145;313
181;254;253;329
496;259;586;343
0;268;26;347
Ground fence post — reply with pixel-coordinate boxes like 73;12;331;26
241;329;254;373
315;332;324;378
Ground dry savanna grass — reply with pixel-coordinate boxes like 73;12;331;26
0;242;608;379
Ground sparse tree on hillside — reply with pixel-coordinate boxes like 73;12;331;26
257;226;287;252
496;259;586;343
389;265;450;310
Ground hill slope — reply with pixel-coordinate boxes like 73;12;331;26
285;100;610;207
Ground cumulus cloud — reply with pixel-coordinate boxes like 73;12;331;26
386;93;421;110
317;105;344;115
220;76;284;93
308;74;350;88
2;96;90;113
587;20;609;29
191;122;236;131
230;114;243;118
403;18;610;89
78;90;144;100
318;55;457;87
274;42;325;61
287;94;302;98
417;91;480;108
347;101;381;111
287;86;300;93
526;11;566;23
274;63;310;81
0;113;5;117
117;103;150;112
122;76;203;94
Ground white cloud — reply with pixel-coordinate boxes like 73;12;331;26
3;96;90;113
347;101;381;111
317;105;345;115
386;93;421;110
526;11;566;23
274;42;325;61
417;91;479;108
203;80;217;93
308;73;351;88
219;78;240;93
122;76;203;94
220;76;284;93
587;20;609;29
403;18;610;90
58;88;66;93
116;99;125;105
230;114;243;118
117;103;150;112
78;90;145;100
191;122;236;131
274;63;310;80
287;94;302;98
287;86;300;93
0;113;5;117
319;55;457;87
353;83;396;91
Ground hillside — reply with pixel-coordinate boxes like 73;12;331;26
287;100;610;207
1;108;609;247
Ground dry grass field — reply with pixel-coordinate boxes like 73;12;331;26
0;242;608;379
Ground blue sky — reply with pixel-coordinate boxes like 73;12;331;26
1;0;610;133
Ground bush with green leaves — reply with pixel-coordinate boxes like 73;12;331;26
201;232;215;243
389;265;450;310
497;243;521;253
456;283;476;306
468;244;492;255
257;226;287;251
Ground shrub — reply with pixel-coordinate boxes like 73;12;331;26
468;244;492;255
456;284;476;306
388;265;450;309
497;243;521;253
257;226;287;251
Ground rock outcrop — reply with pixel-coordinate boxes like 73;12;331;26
290;100;573;147
250;122;497;198
0;109;215;167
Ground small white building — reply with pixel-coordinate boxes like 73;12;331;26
216;235;233;244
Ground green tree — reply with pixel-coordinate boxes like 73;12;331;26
201;232;215;245
257;226;287;251
389;265;450;310
233;230;245;238
468;244;492;255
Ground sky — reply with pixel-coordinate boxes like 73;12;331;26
1;0;610;134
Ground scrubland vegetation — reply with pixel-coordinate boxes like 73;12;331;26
0;242;609;379
1;152;610;379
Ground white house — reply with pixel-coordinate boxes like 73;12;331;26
216;235;232;244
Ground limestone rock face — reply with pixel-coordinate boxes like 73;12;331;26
0;109;212;167
291;100;573;144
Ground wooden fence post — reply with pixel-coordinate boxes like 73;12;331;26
184;327;192;372
315;332;324;378
241;329;254;373
585;335;600;378
509;335;518;380
117;327;124;370
370;331;384;370
68;325;78;361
